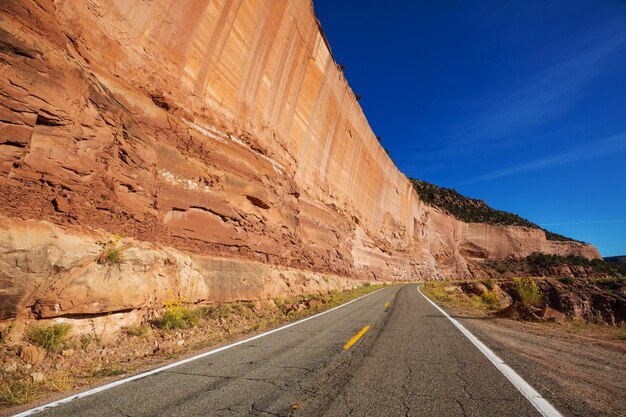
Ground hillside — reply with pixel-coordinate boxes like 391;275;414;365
483;252;626;278
409;179;582;243
605;256;626;266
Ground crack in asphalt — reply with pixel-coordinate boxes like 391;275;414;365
456;399;469;417
27;286;545;417
165;370;288;390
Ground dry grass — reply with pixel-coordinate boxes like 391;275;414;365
0;378;39;405
421;281;497;314
422;281;626;342
124;323;150;337
45;370;73;393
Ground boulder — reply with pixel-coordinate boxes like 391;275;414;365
541;306;566;322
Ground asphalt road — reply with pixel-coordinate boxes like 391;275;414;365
29;285;548;417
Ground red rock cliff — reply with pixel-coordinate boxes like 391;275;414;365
0;1;599;321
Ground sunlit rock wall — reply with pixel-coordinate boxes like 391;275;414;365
0;0;599;320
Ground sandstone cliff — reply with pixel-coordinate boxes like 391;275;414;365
0;0;599;322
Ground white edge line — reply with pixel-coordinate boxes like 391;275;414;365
14;288;385;417
417;285;562;417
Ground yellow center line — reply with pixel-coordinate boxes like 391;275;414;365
384;302;390;309
343;325;371;350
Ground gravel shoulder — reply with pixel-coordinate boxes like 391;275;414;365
450;308;625;416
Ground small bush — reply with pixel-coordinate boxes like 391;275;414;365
106;248;123;263
558;277;575;285
513;278;544;307
26;323;72;353
100;233;126;264
480;290;499;306
273;297;284;309
155;301;199;330
156;306;198;330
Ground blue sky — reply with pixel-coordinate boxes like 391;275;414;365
314;0;626;257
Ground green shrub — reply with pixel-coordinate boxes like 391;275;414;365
100;233;126;264
513;278;544;307
26;323;72;353
558;277;575;285
273;297;284;309
480;290;499;306
155;305;198;330
106;248;123;263
482;278;495;291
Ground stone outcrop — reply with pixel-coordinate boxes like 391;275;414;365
0;215;364;322
0;1;599;322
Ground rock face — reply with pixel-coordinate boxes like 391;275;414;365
0;215;364;321
0;1;599;322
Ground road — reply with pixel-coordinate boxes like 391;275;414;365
25;285;553;417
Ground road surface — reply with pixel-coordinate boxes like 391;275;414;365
25;285;554;416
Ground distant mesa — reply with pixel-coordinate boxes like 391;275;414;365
409;178;583;243
604;256;626;266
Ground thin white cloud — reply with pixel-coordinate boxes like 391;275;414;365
456;133;626;186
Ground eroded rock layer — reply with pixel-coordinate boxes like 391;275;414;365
0;0;599;320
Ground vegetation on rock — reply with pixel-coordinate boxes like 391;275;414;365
485;252;626;277
153;299;199;330
409;178;583;243
423;276;625;325
513;277;544;307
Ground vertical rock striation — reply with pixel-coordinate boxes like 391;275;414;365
0;0;599;320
